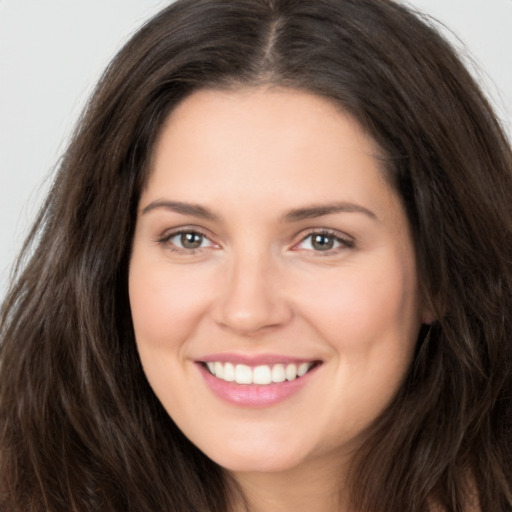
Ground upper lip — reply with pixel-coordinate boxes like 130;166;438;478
196;353;321;366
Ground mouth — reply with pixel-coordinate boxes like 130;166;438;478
196;354;323;407
200;360;322;385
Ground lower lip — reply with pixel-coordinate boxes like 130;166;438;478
197;363;319;407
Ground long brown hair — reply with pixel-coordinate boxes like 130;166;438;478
1;1;511;511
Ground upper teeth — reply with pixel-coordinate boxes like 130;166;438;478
205;362;313;385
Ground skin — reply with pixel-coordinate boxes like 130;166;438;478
129;87;429;512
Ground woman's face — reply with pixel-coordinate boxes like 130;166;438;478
129;88;427;476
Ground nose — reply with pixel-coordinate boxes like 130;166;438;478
211;250;293;336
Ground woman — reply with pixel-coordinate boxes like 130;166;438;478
1;0;511;511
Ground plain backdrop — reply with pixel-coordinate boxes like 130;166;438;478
1;0;511;299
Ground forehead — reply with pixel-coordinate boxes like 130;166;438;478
154;87;383;161
143;87;397;221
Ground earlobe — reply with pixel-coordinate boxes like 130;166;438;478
418;292;437;325
421;309;435;325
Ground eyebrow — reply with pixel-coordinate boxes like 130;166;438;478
281;202;378;222
141;199;377;222
142;200;219;221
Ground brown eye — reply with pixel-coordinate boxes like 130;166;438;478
160;230;213;251
179;232;204;249
158;229;219;254
311;234;335;251
295;231;353;253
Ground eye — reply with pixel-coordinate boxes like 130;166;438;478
159;229;216;252
295;231;354;253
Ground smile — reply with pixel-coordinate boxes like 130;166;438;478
204;361;315;385
197;358;322;407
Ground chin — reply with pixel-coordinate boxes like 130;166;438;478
197;437;317;474
212;454;304;474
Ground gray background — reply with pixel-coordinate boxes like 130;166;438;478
1;0;511;299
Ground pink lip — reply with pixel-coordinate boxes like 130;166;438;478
196;361;321;408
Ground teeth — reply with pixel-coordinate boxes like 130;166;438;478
286;363;297;381
297;362;310;377
253;365;272;385
235;364;252;384
214;362;224;379
205;361;315;385
271;364;286;383
224;362;235;382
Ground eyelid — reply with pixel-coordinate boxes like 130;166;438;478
291;228;355;253
156;225;220;252
155;225;354;255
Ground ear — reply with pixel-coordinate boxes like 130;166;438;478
421;306;435;325
420;297;436;325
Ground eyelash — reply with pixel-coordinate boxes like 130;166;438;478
156;228;354;255
157;228;215;254
293;229;355;254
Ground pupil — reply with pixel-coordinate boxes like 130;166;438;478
181;232;203;249
312;234;334;250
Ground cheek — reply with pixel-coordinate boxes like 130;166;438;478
128;256;216;413
128;256;214;350
128;259;230;456
130;282;193;347
303;266;417;341
295;252;421;393
300;263;419;433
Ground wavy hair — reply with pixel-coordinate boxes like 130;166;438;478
1;1;511;511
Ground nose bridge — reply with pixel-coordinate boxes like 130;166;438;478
212;243;291;335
